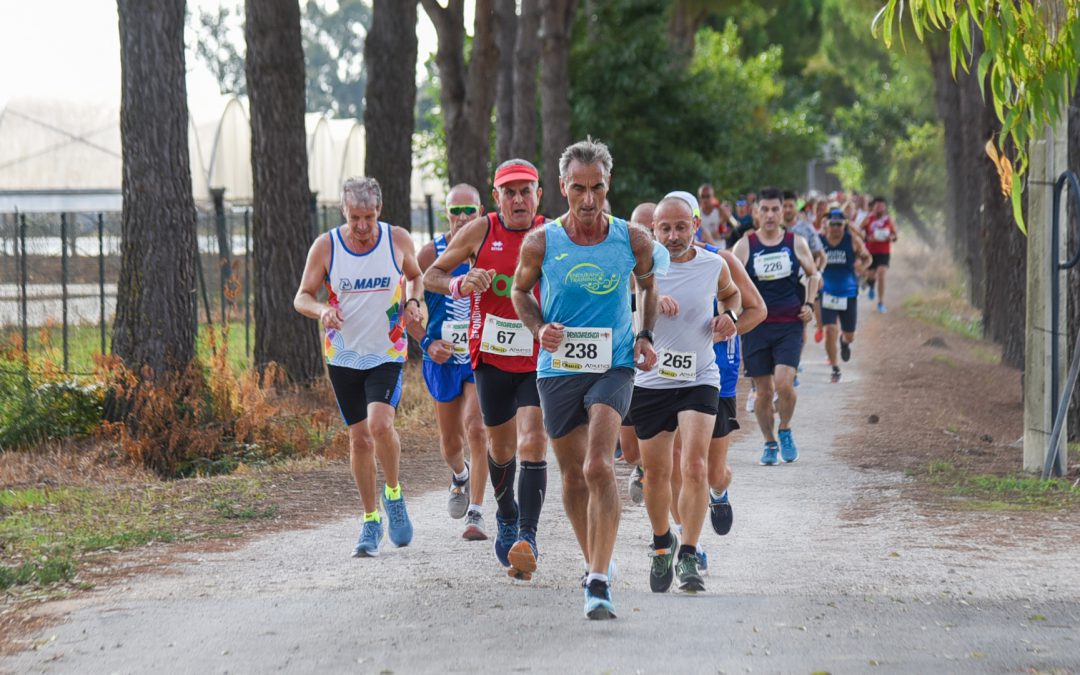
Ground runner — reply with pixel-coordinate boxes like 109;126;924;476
512;137;659;620
629;196;739;594
861;196;897;313
293;177;424;557
732;187;820;465
819;207;871;382
416;183;490;540
423;160;549;580
696;183;724;248
621;202;656;506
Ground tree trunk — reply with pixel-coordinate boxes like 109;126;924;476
979;108;1025;369
495;0;517;165
245;0;323;384
539;0;576;218
510;0;541;162
666;1;706;66
364;0;418;230
892;186;939;247
421;0;499;193
112;0;197;377
1066;79;1080;440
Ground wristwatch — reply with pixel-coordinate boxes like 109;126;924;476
635;329;654;343
723;309;739;324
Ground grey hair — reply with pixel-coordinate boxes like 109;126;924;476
558;136;613;179
342;176;382;209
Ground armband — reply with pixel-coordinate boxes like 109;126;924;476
448;275;467;300
420;336;434;352
724;309;739;324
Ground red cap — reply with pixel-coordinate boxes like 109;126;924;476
493;162;539;187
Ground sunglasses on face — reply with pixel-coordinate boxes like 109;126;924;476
448;205;479;216
828;220;845;226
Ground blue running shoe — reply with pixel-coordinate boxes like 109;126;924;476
778;428;799;463
494;510;518;567
382;493;413;547
877;303;887;314
868;285;876;300
584;579;616;620
696;547;708;575
508;530;538;580
793;376;800;388
352;519;382;558
760;442;779;466
709;490;733;535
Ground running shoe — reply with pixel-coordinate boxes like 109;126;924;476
628;465;645;505
382;492;413;547
793;376;800;388
494;510;518;567
760;441;779;465
352;519;383;558
448;474;469;520
649;532;678;593
778;428;799;463
462;511;488;541
831;367;841;383
745;389;756;413
840;339;851;362
814;326;824;343
696;546;709;575
580;560;619;588
676;554;705;593
709;490;733;535
868;286;876;300
507;531;538;581
584;579;616;620
877;303;887;314
614;441;623;461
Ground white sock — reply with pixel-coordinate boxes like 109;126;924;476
466;505;482;516
672;523;683;536
585;573;608;585
710;488;726;500
453;464;469;483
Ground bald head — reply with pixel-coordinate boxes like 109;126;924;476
655;196;694;222
445;183;483;233
630;202;656;230
446;183;482;206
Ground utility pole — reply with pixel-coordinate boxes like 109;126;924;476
1023;118;1069;472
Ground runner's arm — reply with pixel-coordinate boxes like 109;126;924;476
629;224;658;371
512;229;563;351
293;234;341;328
392;226;426;341
423;217;492;295
731;235;750;266
711;262;740;340
719;251;765;334
852;233;873;273
794;235;820;302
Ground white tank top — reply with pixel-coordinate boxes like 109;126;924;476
323;222;407;369
634;248;724;390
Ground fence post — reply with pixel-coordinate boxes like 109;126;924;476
60;213;69;372
19;213;28;360
244;207;251;359
426;194;435;242
211;189;231;325
98;213;106;355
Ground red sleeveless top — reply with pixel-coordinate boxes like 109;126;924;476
468;213;543;372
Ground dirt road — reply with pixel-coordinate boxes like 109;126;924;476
4;260;1079;674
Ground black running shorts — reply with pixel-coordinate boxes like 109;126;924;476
712;396;740;439
326;362;403;426
629;384;720;441
473;363;540;427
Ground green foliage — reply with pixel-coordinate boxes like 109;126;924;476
874;0;1080;232
569;0;823;210
0;369;103;449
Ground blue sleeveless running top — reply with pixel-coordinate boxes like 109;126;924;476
746;231;802;323
538;215;637;378
423;233;471;364
820;230;858;298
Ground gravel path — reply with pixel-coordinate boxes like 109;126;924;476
4;303;1080;674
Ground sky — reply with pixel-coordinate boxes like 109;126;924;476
0;0;445;113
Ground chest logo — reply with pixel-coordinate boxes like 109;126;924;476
565;263;620;295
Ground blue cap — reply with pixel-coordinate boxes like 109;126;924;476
828;208;844;220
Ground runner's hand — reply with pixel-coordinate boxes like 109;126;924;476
658;295;680;317
404;301;423;326
635;338;657;371
427;339;454;364
460;268;495;294
710;314;737;341
320;305;344;330
799;304;814;323
538;322;565;353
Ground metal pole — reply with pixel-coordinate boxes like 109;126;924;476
195;249;213;326
244;207;251;358
426;194;435;242
98;213;106;354
60;213;69;372
19;213;28;357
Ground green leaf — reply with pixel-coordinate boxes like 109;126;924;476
1011;181;1026;235
949;22;962;75
976;51;993;99
957;9;973;66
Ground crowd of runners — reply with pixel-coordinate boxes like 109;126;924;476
293;137;898;620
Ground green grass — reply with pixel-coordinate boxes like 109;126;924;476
2;321;255;375
903;291;982;340
918;461;1080;510
0;478;277;591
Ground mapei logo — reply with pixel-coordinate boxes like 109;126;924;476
564;263;619;295
340;276;391;292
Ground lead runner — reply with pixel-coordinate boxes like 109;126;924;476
512;137;659;620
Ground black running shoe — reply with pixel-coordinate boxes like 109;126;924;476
831;366;841;383
840;339;851;363
709;491;733;536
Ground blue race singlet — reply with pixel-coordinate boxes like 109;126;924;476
423;233;471;364
819;230;858;298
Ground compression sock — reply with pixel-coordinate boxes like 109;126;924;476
488;454;518;520
653;530;674;550
516;460;547;534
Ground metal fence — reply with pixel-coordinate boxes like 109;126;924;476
1;201;441;374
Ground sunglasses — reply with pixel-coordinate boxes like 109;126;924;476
448;205;479;216
828;220;845;226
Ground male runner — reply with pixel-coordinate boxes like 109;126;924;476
423;160;548;580
294;177;424;557
631;196;739;594
861;196;897;313
416;183;490;540
513;137;659;620
621;202;655;506
732;187;820;465
820;207;871;382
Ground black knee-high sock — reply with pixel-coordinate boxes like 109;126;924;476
488;454;518;520
517;460;547;534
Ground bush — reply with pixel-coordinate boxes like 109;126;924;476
0;369;104;449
